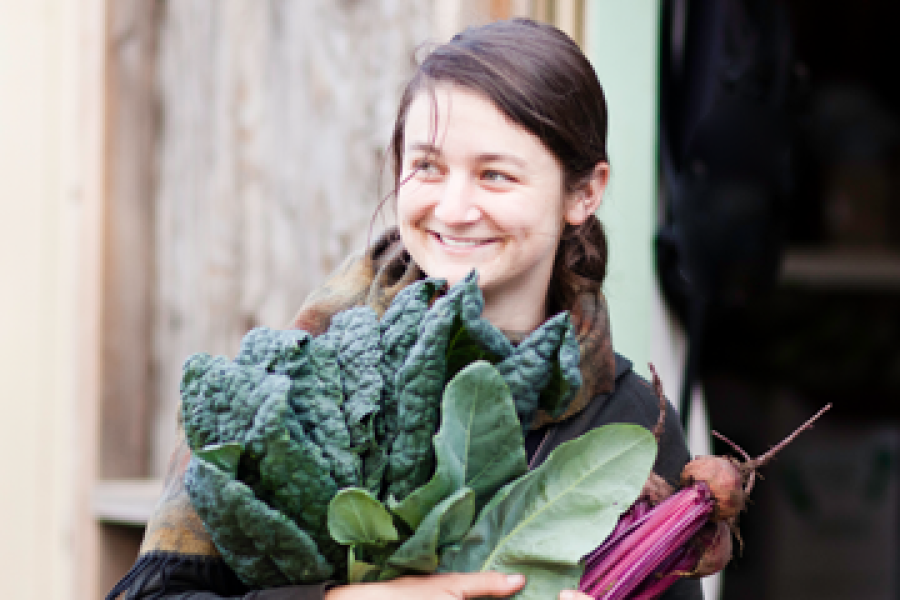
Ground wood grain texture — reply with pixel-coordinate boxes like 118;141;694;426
102;0;160;479
152;0;432;474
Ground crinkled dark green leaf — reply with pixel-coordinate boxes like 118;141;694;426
181;356;346;574
495;312;581;428
256;433;344;569
180;354;293;452
234;327;311;374
186;456;333;587
440;423;656;600
288;329;360;489
537;324;582;420
330;307;383;451
454;272;514;359
386;280;468;500
376;278;445;448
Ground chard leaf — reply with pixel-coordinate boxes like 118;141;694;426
387;487;476;573
391;361;527;530
328;488;399;547
348;547;381;583
440;423;656;600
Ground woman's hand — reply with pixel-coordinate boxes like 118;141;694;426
324;572;526;600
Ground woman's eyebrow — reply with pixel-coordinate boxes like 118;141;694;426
405;143;527;168
406;141;441;155
478;152;527;168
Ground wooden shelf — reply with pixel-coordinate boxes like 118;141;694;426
780;250;900;290
92;479;162;526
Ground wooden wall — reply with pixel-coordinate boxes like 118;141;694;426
149;0;433;474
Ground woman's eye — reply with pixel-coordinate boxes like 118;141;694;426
482;170;513;183
411;159;441;177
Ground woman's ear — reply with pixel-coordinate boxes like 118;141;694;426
564;162;609;226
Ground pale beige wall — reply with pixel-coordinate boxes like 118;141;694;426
0;1;103;599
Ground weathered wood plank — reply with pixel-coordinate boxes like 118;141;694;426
101;0;160;480
152;0;433;474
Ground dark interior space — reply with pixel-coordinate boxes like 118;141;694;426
698;1;900;599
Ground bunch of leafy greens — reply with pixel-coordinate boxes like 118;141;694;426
180;272;657;598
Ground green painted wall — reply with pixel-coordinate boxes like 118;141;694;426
586;1;661;378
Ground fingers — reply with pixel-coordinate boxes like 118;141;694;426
558;589;593;600
450;571;527;598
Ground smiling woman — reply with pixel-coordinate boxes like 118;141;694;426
397;85;607;331
109;17;701;600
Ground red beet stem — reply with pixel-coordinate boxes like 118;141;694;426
647;363;667;441
580;484;715;599
751;403;832;468
712;403;832;494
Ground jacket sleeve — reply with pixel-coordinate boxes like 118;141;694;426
117;555;332;600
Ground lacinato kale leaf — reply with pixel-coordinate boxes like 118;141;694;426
385;279;467;501
330;306;383;451
496;311;582;428
186;455;334;587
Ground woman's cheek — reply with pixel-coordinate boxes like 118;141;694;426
397;184;432;225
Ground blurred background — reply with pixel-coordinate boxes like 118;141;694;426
1;1;898;599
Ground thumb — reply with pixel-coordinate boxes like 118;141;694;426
453;571;527;598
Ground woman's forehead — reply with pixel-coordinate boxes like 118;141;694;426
403;84;549;163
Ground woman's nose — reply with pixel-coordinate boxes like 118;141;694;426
433;175;481;224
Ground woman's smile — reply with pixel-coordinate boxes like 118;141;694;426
429;231;500;251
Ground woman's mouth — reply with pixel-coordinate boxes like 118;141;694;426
432;232;496;248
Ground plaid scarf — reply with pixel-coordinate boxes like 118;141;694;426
125;227;616;576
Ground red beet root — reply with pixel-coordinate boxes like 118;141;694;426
640;472;676;506
682;402;833;523
688;520;733;578
680;456;744;522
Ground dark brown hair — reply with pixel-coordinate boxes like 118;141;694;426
386;18;610;317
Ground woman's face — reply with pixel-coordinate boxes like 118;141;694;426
396;84;599;330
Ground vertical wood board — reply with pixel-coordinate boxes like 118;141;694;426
152;0;432;474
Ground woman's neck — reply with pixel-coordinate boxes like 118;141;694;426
480;293;547;333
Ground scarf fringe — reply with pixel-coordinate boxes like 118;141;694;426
105;550;247;600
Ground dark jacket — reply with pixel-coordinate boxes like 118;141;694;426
117;354;702;600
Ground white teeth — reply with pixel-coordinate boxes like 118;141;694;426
440;235;484;247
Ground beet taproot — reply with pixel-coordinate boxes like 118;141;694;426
680;456;744;521
688;520;734;578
